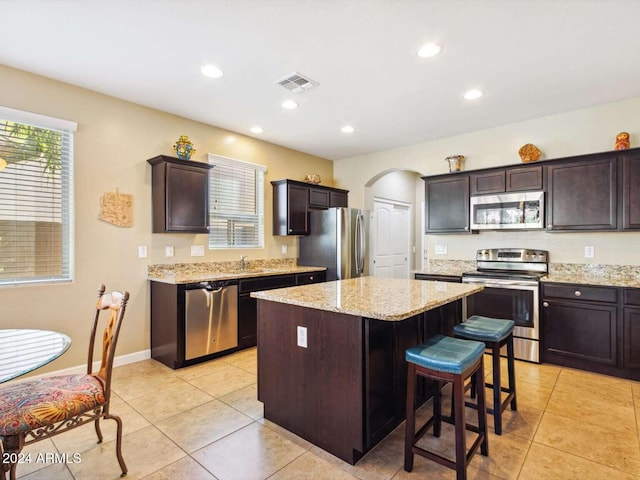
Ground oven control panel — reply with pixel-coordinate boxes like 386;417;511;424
476;248;548;263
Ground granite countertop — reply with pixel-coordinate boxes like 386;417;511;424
542;273;640;288
147;259;326;284
251;276;483;321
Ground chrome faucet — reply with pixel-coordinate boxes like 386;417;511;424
239;255;248;271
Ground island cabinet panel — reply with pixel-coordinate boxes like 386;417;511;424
257;301;365;463
256;297;461;464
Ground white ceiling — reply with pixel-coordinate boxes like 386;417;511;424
2;0;640;161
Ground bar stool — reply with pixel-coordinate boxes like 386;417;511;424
453;315;517;435
404;334;489;480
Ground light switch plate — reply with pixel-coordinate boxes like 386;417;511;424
165;246;174;257
191;245;205;256
138;246;148;258
584;246;595;258
297;326;308;348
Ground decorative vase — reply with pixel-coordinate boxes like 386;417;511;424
445;155;465;172
518;144;541;163
614;132;630;151
173;135;196;160
304;173;321;184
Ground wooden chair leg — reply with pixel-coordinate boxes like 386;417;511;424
105;413;128;476
404;362;417;472
433;380;442;437
507;335;517;411
475;362;489;456
452;377;467;480
491;342;503;435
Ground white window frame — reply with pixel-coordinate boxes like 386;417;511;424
207;153;266;249
0;106;76;286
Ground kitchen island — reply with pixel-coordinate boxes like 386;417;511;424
252;276;482;464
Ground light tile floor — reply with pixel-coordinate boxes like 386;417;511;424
14;349;640;480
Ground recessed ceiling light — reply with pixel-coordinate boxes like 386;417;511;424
417;43;442;58
281;100;298;110
201;64;223;78
341;125;355;134
250;126;263;134
463;89;483;100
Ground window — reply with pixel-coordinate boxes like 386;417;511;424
0;106;76;286
208;154;266;249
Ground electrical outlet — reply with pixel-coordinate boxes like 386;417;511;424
435;245;448;255
584;246;595;258
281;244;288;254
138;246;147;258
165;246;174;257
297;326;308;348
190;245;205;256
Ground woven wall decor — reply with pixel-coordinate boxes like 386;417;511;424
99;191;133;227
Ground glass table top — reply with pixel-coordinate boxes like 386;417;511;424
0;329;72;383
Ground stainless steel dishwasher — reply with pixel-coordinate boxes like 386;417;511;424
184;280;238;360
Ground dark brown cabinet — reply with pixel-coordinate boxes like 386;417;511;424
414;273;463;336
423;174;471;233
148;155;213;233
541;282;640;380
545;156;617;231
621;152;640;230
542;283;618;368
470;165;542;195
272;179;349;235
623;288;640;370
238;271;326;348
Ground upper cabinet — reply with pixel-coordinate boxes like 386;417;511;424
423;174;471;234
545;155;617;231
148;155;213;233
423;147;640;234
470;165;542;195
272;179;349;236
621;151;640;230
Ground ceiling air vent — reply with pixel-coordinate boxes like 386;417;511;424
275;72;318;93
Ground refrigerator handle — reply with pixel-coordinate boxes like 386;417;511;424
355;212;365;275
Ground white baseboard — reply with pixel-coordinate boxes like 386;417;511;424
29;349;151;379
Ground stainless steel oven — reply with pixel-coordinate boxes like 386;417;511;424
461;248;548;363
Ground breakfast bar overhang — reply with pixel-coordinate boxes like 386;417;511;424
252;277;482;464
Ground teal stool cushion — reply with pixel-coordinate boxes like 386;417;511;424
453;315;515;342
406;334;485;374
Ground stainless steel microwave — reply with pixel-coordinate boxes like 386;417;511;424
470;191;544;230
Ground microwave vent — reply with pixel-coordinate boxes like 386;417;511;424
275;72;318;93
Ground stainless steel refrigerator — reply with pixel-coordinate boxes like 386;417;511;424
299;207;370;281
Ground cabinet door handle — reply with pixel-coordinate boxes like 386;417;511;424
309;276;314;280
574;291;582;297
543;301;549;307
547;224;553;229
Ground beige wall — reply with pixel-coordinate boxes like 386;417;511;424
335;96;640;267
0;64;334;373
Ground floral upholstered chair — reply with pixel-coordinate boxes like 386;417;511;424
0;285;130;480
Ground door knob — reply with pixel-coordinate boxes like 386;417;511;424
542;302;549;307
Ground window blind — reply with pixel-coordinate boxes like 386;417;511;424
0;106;76;286
208;154;266;249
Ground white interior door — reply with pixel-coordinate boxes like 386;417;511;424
371;199;411;279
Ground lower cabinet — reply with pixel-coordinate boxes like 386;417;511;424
542;282;640;380
238;271;326;348
623;288;640;370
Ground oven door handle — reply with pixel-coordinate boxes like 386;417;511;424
462;278;538;289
